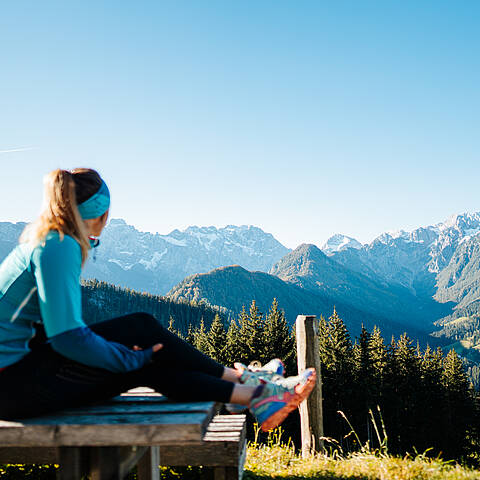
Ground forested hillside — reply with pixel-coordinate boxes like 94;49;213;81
81;279;224;333
166;265;447;347
181;299;479;463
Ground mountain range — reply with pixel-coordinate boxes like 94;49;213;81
83;219;290;294
165;212;480;352
2;213;480;356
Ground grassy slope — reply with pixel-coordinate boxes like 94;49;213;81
245;445;480;480
2;448;480;480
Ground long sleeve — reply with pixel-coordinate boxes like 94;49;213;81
32;233;152;373
50;326;152;373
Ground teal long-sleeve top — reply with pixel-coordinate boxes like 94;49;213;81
0;231;152;372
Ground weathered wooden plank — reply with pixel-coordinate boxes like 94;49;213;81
203;434;242;442
0;415;247;479
210;417;247;422
161;414;247;467
57;401;215;416
0;414;210;447
206;426;244;433
18;412;208;426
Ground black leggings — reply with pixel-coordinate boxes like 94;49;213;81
0;313;235;420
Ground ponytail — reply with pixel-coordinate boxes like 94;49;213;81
20;169;91;264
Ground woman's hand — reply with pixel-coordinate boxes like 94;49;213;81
133;343;163;353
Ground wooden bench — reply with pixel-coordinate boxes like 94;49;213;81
0;388;247;480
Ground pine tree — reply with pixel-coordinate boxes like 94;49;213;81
442;349;475;457
391;333;421;451
416;344;446;452
225;318;240;366
247;300;266;364
235;306;251;364
236;301;266;365
167;315;183;338
369;325;388;392
185;324;195;346
264;298;295;373
206;313;228;364
353;325;372;383
327;308;353;374
322;309;355;448
194;319;209;354
318;315;330;366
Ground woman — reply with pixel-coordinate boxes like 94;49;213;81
0;168;315;431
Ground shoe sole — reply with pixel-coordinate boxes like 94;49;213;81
260;368;316;432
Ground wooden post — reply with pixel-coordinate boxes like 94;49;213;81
296;315;324;457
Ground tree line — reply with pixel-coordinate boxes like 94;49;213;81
81;279;224;332
82;281;479;463
172;299;479;463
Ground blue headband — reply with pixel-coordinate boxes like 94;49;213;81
77;180;110;220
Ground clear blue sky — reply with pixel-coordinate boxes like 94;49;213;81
1;1;479;248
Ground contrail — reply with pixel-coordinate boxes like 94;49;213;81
0;146;34;155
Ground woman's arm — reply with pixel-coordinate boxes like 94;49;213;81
32;233;152;373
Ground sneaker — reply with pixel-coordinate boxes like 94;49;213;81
235;358;285;386
225;359;286;414
249;368;316;432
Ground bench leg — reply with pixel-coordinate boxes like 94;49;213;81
137;447;160;480
89;446;147;480
90;447;122;480
56;447;88;480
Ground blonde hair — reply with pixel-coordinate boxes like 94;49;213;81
20;168;103;265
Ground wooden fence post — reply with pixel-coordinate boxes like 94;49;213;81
296;314;324;457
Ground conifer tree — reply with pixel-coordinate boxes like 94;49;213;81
206;313;228;364
237;301;266;365
369;325;388;394
391;333;421;451
185;324;195;346
322;309;355;447
167;315;183;338
416;344;446;452
264;298;295;373
247;300;266;364
235;305;251;364
327;308;353;374
194;318;209;354
442;349;475;457
225;318;240;366
318;314;330;366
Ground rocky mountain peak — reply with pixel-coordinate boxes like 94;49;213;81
81;219;290;295
322;234;363;255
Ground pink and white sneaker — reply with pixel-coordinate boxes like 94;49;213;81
249;368;316;432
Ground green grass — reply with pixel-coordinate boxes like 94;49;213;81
2;451;480;480
243;413;480;480
245;444;480;480
2;412;480;480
